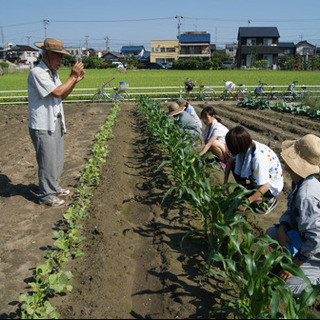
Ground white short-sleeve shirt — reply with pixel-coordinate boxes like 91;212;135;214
28;60;66;132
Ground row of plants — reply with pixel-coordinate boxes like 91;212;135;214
238;97;320;120
136;95;320;318
18;102;120;319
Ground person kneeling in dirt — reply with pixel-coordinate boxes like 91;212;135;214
224;126;283;215
167;102;201;140
266;134;320;297
193;106;230;168
176;98;202;130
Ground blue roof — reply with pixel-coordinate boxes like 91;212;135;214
179;33;210;43
121;46;144;52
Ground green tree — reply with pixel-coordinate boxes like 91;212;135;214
82;56;104;69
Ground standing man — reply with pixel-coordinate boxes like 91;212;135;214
28;38;85;206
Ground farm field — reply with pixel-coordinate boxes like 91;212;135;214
1;99;320;318
1;69;320;90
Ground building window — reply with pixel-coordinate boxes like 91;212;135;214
247;38;256;46
166;47;175;52
263;55;273;66
263;38;272;46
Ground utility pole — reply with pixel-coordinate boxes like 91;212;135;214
175;15;183;40
43;18;49;38
26;36;31;46
1;26;4;47
85;35;89;50
104;36;109;51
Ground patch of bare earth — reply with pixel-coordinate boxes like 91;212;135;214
1;101;320;319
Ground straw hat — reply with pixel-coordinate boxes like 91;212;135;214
176;98;187;107
281;134;320;178
167;102;184;116
34;38;70;55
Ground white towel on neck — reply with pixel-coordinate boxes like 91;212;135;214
234;143;255;179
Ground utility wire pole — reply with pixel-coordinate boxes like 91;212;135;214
43;19;49;38
175;15;183;40
1;26;4;47
104;36;109;51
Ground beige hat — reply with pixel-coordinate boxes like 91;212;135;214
167;102;184;116
281;134;320;178
34;38;70;55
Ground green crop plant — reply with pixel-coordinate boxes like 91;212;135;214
18;102;120;319
136;95;320;319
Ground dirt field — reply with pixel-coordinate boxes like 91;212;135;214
1;100;320;319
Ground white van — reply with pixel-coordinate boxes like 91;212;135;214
111;61;124;69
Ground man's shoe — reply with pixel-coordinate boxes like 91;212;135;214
40;196;65;207
56;189;70;196
255;197;278;215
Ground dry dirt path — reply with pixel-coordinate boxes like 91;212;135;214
1;101;320;319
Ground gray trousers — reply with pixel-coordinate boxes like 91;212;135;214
266;226;320;297
29;118;64;202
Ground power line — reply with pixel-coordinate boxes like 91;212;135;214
51;17;173;23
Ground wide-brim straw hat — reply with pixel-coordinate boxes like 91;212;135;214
34;38;70;55
167;102;184;116
281;134;320;178
176;98;187;107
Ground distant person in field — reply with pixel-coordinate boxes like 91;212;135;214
193;106;230;167
266;134;320;297
176;98;202;130
167;102;201;139
224;126;284;215
28;38;85;206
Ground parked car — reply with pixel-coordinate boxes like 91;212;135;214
145;62;166;69
162;63;173;69
111;61;124;69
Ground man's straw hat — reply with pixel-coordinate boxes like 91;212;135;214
34;38;70;55
167;102;184;116
281;134;320;178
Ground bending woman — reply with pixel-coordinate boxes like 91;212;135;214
197;106;230;167
224;126;284;215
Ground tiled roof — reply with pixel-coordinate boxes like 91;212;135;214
9;45;38;52
238;27;280;39
179;33;210;43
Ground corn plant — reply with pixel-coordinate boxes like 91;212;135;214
136;96;320;319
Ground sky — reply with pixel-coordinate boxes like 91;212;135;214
1;0;320;52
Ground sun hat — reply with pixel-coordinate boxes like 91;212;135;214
34;38;70;55
176;98;187;107
167;102;184;116
281;134;320;178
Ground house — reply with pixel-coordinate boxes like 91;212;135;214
278;42;296;58
295;41;316;62
101;51;123;62
121;45;146;58
150;40;179;64
6;45;39;67
237;27;280;68
65;46;87;60
178;32;211;60
225;43;237;62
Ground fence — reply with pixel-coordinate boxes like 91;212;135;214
1;85;320;105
